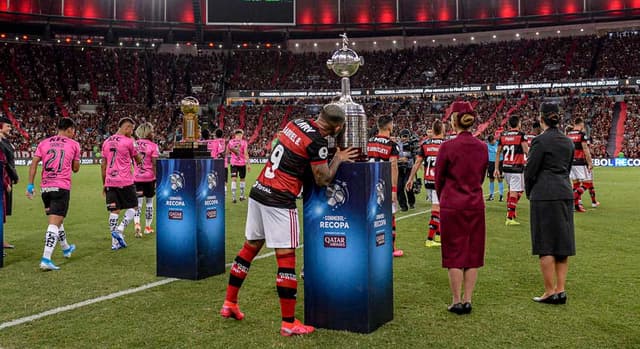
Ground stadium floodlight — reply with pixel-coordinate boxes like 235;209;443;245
119;42;123;46
57;39;61;43
432;39;436;43
580;28;584;32
136;42;140;47
471;37;475;41
295;43;299;47
392;40;397;44
516;33;520;37
413;40;417;44
557;30;561;34
314;43;318;47
219;44;223;48
493;35;497;39
373;41;377;45
536;32;540;35
151;43;155;47
452;38;456;41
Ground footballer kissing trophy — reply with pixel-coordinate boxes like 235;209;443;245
326;33;368;161
303;33;393;333
157;96;225;279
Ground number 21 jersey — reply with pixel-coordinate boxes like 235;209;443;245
35;135;81;190
250;119;328;209
498;130;526;173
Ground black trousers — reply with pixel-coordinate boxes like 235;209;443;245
397;166;416;209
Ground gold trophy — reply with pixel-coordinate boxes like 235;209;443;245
170;96;210;158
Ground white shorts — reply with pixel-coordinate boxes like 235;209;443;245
428;189;439;205
245;198;299;248
570;166;592;181
504;173;524;192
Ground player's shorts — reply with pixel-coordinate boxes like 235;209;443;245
105;184;138;211
504;172;524;192
135;180;156;198
570;165;592;181
245;198;299;249
427;189;439;205
41;187;71;217
230;165;247;179
487;161;503;179
224;167;228;183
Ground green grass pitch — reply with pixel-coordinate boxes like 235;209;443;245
0;165;638;348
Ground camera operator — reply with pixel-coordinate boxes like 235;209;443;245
397;129;417;211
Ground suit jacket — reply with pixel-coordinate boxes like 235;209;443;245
435;131;488;210
0;138;17;184
524;127;574;200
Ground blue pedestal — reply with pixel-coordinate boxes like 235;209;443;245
303;162;393;333
156;159;225;280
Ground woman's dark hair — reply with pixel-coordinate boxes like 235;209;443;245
432;119;443;135
539;103;561;127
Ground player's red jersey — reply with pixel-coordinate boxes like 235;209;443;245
367;135;399;162
250;119;328;209
498;130;527;173
567;130;589;166
525;134;537;147
418;138;444;189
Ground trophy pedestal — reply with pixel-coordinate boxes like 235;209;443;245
303;162;394;333
170;142;210;159
156;159;226;280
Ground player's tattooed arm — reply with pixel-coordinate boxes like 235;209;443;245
311;147;358;187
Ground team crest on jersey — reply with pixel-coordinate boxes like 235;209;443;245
206;171;218;191
326;180;349;209
375;179;386;207
318;146;328;159
169;172;185;192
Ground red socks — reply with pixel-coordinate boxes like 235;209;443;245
427;210;440;240
225;242;259;303
507;194;520;219
276;252;297;323
573;182;586;207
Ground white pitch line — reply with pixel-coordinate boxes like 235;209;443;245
0;251;276;331
1;191;496;331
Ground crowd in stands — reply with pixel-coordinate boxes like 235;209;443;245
1;33;640;159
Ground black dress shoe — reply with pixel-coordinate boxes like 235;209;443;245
533;293;559;304
463;302;472;314
447;303;465;315
556;292;567;304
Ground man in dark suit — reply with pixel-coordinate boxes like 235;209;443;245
0;117;18;250
525;103;575;305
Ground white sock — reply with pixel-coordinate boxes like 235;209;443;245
109;213;119;232
58;224;70;250
117;208;136;233
42;224;59;260
240;181;245;197
134;197;143;225
145;200;154;227
231;181;237;199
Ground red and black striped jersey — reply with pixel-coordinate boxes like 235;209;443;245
367;135;399;162
250;119;328;209
498;130;527;173
567;130;589;166
418;138;444;189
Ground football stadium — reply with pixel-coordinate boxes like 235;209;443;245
0;0;639;347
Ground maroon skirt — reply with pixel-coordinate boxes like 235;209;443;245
440;207;486;269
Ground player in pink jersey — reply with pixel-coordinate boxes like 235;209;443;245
227;129;250;203
133;123;159;238
26;118;81;271
101;118;143;250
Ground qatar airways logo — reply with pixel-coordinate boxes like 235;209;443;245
324;234;347;248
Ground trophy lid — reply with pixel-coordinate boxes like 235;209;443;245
326;33;364;78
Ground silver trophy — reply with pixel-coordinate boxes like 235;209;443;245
327;33;367;161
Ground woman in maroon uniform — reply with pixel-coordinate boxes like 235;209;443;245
435;101;488;315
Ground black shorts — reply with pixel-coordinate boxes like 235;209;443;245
42;188;71;217
105;185;138;211
225;167;228;183
135;180;156;198
487;162;503;179
230;165;247;179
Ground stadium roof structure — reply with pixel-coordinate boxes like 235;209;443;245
1;0;640;43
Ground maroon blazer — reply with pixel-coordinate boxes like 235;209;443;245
435;131;488;210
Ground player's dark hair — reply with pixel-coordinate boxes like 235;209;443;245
377;115;393;130
508;115;520;128
539;102;561;128
201;129;210;140
214;128;223;138
58;117;76;130
320;103;346;126
234;129;244;135
432;119;443;136
574;117;584;126
532;121;541;129
118;117;135;128
487;135;495;142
